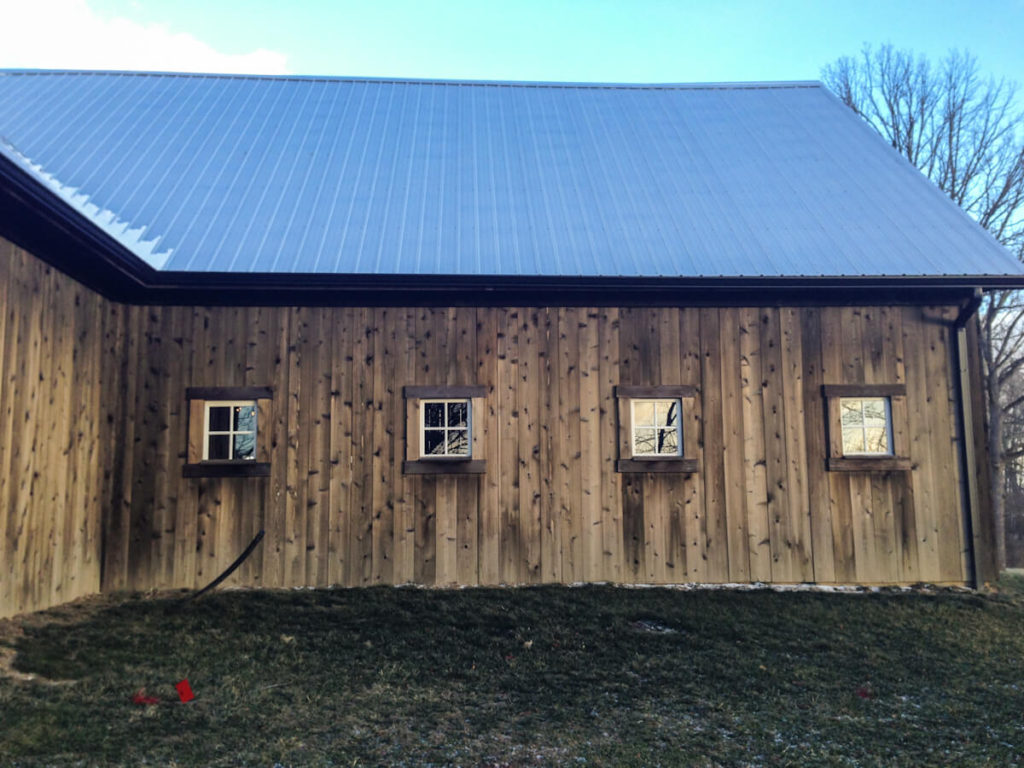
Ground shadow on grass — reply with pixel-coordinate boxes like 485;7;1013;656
2;584;1024;766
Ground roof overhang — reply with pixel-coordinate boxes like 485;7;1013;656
3;149;1023;308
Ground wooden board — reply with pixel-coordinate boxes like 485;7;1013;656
719;308;750;583
799;307;836;583
779;308;814;581
738;307;771;583
700;308;729;581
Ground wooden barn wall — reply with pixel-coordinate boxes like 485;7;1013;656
102;303;971;592
0;238;123;618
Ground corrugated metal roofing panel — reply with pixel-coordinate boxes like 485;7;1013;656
0;69;1020;278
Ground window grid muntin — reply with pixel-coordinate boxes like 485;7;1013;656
839;396;893;456
421;399;471;458
631;398;682;457
204;400;258;461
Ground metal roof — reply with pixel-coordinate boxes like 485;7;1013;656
0;69;1020;278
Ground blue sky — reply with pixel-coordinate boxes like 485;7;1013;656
1;0;1022;84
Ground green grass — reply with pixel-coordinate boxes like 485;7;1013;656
3;581;1024;766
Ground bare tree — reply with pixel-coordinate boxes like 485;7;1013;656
823;45;1024;571
1000;356;1024;565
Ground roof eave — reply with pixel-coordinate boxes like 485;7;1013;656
0;149;159;297
140;272;1020;308
3;150;1023;308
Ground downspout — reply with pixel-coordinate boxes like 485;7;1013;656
952;288;984;588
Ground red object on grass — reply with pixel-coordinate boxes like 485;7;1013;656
175;679;195;702
131;690;160;705
855;686;873;699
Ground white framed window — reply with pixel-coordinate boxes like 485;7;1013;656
822;384;909;472
402;385;486;475
420;399;471;458
631;398;682;457
614;385;697;473
203;401;258;461
839;397;892;456
185;386;271;478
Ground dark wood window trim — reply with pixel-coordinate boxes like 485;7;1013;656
186;386;274;400
614;385;697;399
825;457;912;472
184;386;273;479
822;383;911;472
403;459;487;475
404;385;487;399
183;462;271;478
403;385;487;474
615;385;698;474
821;384;906;398
616;458;698;474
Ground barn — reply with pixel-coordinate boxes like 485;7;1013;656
1;70;1022;619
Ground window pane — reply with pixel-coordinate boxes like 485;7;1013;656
657;428;678;454
423;429;446;455
633;401;654;427
208;434;230;460
447;401;468;428
424;402;445;428
661;400;680;427
864;427;889;454
447;429;469;455
233;432;255;460
634;427;657;455
234;404;257;432
838;396;892;456
842;428;865;455
862;398;887;426
840;400;863;427
209;406;231;432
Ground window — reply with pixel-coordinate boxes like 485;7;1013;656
839;397;892;455
615;385;697;473
421;399;471;457
204;401;258;461
823;384;910;471
184;386;272;477
631;399;682;457
403;385;487;474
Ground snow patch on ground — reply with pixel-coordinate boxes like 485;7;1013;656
276;581;974;595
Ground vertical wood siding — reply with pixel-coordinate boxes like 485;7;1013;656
0;240;122;617
1;237;979;618
101;303;970;592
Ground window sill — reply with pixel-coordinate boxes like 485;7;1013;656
403;459;486;475
826;456;912;472
616;458;698;474
183;461;271;478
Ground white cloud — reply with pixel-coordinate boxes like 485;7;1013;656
0;0;290;74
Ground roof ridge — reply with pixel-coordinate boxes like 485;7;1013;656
0;68;823;91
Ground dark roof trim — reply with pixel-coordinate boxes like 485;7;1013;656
0;148;159;297
3;149;1024;308
125;267;1018;307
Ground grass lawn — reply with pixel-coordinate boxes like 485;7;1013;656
3;580;1024;767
